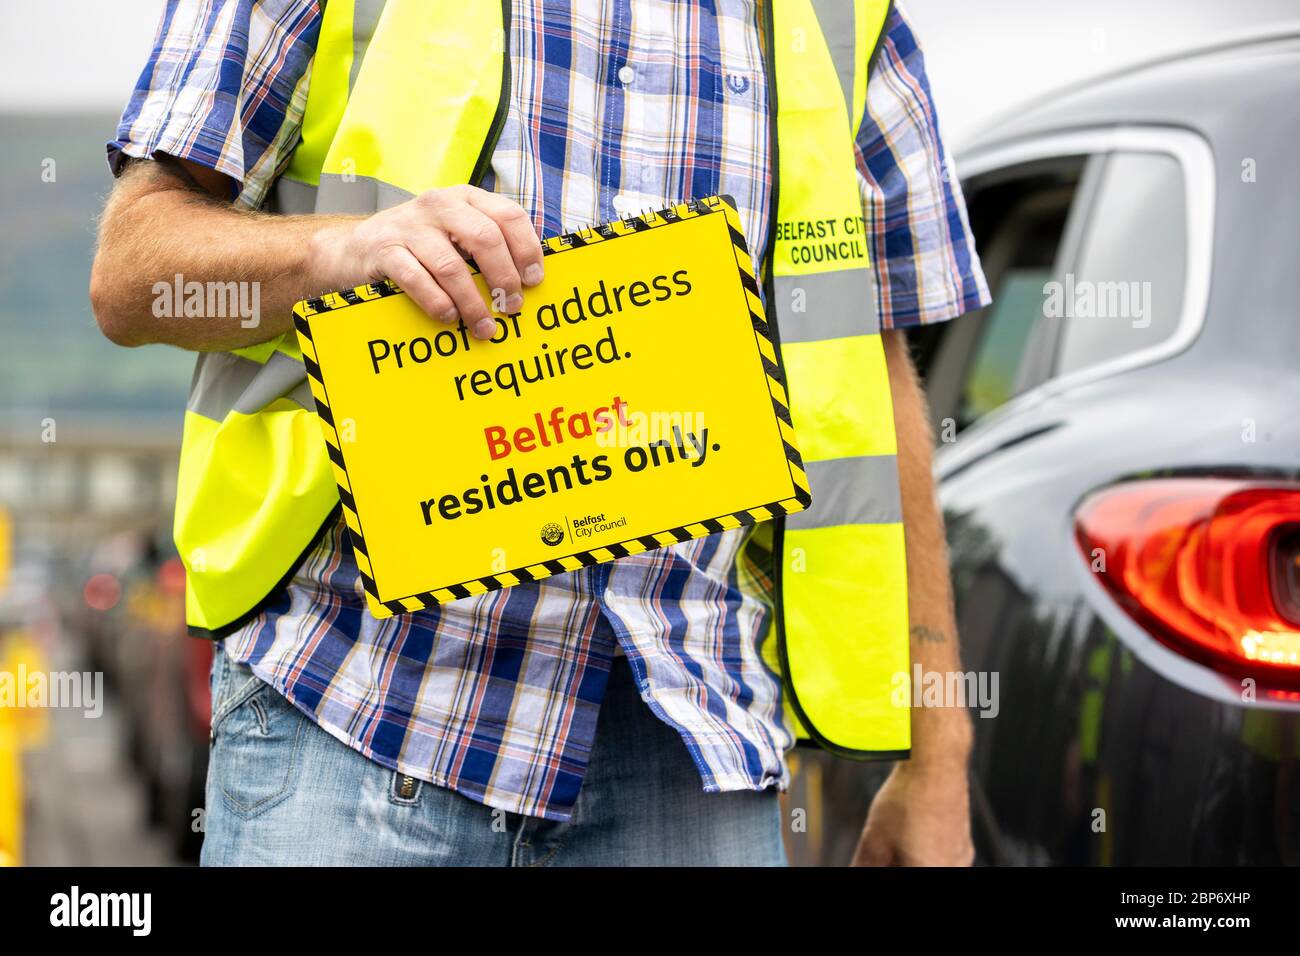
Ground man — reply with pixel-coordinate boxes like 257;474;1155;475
91;0;988;866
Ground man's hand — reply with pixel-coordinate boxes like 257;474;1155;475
853;760;974;866
310;184;545;340
853;330;974;866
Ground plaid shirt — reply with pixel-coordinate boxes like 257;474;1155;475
113;0;989;821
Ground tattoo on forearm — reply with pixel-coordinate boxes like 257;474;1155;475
910;624;949;645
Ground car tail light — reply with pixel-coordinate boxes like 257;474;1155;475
83;572;121;612
157;557;186;597
1075;479;1300;692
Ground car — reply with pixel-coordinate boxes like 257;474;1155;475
783;30;1300;867
74;537;211;862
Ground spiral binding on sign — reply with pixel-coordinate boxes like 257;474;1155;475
293;194;809;616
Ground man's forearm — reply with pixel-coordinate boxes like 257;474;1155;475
89;160;350;351
883;329;974;770
91;159;546;353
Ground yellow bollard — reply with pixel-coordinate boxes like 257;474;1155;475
0;654;19;866
1;632;50;749
0;510;23;865
0;627;50;867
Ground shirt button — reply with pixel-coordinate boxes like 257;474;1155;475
617;65;635;85
640;167;655;184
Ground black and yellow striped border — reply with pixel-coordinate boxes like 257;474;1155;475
292;194;810;616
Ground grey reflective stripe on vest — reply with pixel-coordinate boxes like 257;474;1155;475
787;455;901;529
318;172;414;213
269;172;415;216
187;351;314;422
772;269;879;343
349;0;388;91
273;177;319;214
809;0;859;129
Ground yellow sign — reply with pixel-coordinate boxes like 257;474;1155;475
294;196;809;618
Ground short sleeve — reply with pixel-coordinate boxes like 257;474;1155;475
856;1;991;330
108;0;322;209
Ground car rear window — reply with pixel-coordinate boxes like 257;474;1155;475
1053;152;1188;376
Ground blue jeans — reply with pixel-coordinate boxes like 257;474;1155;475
200;646;787;866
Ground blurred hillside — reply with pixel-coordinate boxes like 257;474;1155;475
0;114;191;430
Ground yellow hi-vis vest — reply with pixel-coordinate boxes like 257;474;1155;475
175;0;910;759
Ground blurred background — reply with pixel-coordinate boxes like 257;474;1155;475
1;0;1298;866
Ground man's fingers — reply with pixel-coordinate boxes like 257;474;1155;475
376;245;455;323
365;187;544;338
465;189;545;288
435;202;523;312
409;231;494;333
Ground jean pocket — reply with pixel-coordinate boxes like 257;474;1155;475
209;668;307;819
